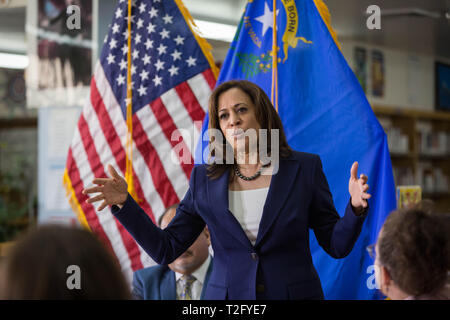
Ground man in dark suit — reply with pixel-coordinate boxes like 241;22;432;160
132;204;213;300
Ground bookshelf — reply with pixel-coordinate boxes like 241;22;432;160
0;241;14;259
0;117;37;243
373;106;450;213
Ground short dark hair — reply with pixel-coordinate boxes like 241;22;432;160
0;225;131;299
207;80;292;180
378;202;450;296
158;203;179;227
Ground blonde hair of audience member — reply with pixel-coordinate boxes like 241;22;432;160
159;205;210;275
0;225;131;299
374;202;449;300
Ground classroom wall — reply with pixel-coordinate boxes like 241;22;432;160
340;39;450;111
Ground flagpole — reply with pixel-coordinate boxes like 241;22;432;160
271;0;279;112
125;0;137;200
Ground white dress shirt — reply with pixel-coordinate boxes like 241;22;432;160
175;255;211;300
229;187;270;245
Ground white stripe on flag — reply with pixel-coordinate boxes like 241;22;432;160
160;88;201;157
94;64;166;218
94;64;166;268
135;103;189;201
82;99;140;273
82;104;117;171
187;73;211;113
138;243;157;269
71;127;133;281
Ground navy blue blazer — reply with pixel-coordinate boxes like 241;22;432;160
132;258;213;300
113;151;367;299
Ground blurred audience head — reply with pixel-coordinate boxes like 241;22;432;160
374;201;449;300
158;204;210;275
0;224;130;299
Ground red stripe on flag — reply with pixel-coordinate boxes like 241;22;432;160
78;114;143;271
90;78;157;225
202;69;216;90
148;97;194;179
66;148;114;254
132;112;180;208
175;82;206;131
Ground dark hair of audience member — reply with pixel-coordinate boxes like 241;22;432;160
157;203;178;227
377;201;450;297
0;224;131;299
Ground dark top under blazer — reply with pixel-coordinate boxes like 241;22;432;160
132;258;213;300
112;151;367;300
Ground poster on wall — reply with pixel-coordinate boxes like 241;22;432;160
38;106;80;226
407;55;422;106
0;68;30;118
435;62;450;111
26;0;93;108
354;47;367;93
371;50;384;98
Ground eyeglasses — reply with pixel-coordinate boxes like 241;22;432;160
366;243;376;260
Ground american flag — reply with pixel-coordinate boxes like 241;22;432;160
63;0;217;283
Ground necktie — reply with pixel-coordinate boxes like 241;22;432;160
178;274;196;300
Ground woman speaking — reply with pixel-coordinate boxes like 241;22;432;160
83;80;371;300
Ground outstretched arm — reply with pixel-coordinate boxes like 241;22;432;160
82;165;205;265
309;157;370;258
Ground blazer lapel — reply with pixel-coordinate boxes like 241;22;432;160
160;269;177;300
255;157;300;247
207;168;253;249
200;258;213;300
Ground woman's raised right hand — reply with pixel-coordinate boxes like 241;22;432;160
82;164;128;211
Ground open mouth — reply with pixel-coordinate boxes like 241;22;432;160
230;129;245;138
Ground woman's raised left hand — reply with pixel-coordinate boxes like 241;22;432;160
348;162;371;214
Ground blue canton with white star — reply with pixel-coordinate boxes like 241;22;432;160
100;0;210;116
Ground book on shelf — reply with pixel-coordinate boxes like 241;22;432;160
416;162;449;194
379;118;410;155
417;127;449;156
393;166;414;186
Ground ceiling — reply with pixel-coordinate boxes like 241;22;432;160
325;0;450;58
0;6;26;53
0;0;449;58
